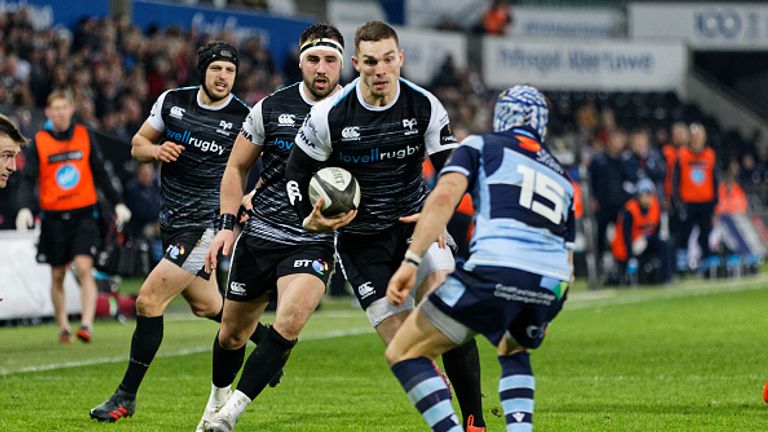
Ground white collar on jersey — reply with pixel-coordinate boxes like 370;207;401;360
355;77;401;112
196;88;233;111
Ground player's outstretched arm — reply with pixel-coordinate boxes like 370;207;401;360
387;172;467;305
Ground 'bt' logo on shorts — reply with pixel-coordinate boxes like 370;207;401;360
294;259;312;268
358;281;375;299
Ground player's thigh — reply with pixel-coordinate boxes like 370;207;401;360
219;298;269;349
181;274;223;317
385;307;458;365
273;273;325;338
136;258;197;314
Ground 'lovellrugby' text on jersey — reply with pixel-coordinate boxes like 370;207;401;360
441;126;575;281
241;82;333;245
295;77;458;235
148;87;250;230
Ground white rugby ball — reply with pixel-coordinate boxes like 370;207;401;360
308;167;361;216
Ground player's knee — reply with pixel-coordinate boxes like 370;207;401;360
218;327;249;350
135;293;162;316
384;342;406;366
190;301;219;318
272;317;303;341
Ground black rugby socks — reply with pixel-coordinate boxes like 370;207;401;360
119;315;164;395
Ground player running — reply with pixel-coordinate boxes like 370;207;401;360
285;20;486;431
385;84;574;432
198;24;346;432
89;41;264;423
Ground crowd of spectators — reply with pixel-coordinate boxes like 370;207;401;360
1;6;765;284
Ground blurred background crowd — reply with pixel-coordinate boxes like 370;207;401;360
2;0;767;292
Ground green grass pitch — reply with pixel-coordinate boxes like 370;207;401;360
2;274;768;431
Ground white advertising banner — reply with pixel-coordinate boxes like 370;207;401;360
511;7;623;39
0;230;81;320
338;24;467;85
482;37;688;92
630;3;768;51
327;0;386;27
405;0;480;27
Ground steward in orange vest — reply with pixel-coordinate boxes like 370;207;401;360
16;90;130;344
611;178;671;284
671;123;718;269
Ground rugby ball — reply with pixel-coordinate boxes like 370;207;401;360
308;167;361;216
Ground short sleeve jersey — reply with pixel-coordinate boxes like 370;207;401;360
240;82;333;244
442;126;575;281
295;78;457;235
147;87;250;230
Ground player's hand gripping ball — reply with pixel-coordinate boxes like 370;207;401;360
308;167;361;216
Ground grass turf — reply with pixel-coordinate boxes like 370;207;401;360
1;274;768;431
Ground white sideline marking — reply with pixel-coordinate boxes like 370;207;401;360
0;327;374;377
4;275;768;376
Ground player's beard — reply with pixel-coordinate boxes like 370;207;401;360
306;76;337;100
202;81;230;102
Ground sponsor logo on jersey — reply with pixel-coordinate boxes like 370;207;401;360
229;281;247;295
337;143;420;164
278;114;296;126
216;120;233;136
273;137;294;151
402;118;418;136
170;106;185;119
166;128;225;155
439;124;457;146
286;180;302;205
357;281;375;299
166;243;185;260
341;126;360;141
312;259;329;276
535;149;564;175
293;259;313;268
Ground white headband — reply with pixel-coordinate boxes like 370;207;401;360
299;38;344;66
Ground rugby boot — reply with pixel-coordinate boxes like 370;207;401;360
59;329;72;344
763;379;768;403
76;326;92;343
89;388;136;422
196;385;232;432
466;414;486;432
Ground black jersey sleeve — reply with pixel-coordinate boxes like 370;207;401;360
285;144;325;221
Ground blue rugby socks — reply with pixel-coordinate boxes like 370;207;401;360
391;357;462;432
498;352;535;432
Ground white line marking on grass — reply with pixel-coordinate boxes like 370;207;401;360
566;274;768;310
0;327;374;377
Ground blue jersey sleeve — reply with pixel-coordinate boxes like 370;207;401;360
439;136;482;190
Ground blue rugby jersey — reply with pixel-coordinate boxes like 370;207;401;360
440;126;575;281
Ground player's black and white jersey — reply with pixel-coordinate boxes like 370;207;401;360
295;77;457;235
147;86;249;230
241;82;333;244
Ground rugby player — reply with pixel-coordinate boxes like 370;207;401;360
0;113;27;189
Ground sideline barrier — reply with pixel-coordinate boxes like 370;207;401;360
0;230;81;320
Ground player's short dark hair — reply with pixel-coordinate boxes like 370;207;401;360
0;114;28;145
300;23;344;50
354;20;399;53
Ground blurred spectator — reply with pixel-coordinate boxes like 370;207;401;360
123;162;162;263
716;159;748;215
623;128;666;196
611;179;670;285
480;0;512;35
663;122;690;207
589;128;631;271
672;123;718;272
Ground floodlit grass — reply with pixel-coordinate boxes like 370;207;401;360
2;275;768;431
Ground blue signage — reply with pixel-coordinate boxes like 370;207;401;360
132;0;314;69
0;0;110;29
